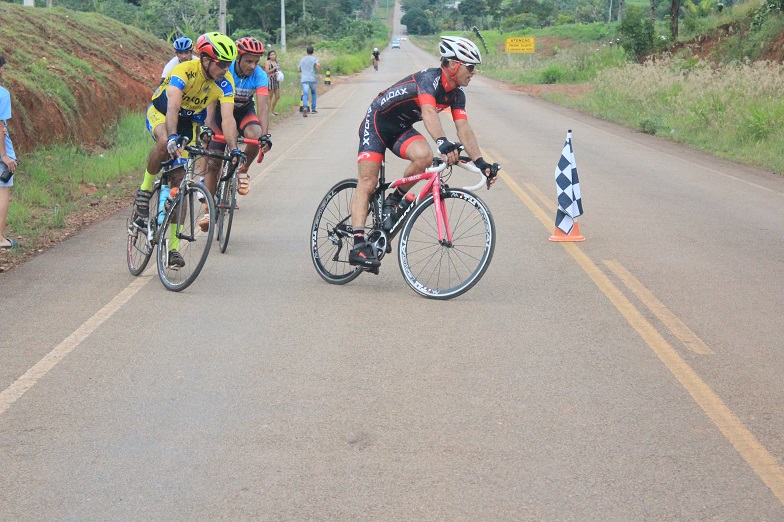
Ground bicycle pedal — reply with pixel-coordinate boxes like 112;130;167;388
364;267;380;275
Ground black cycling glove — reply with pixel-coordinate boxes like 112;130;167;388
260;134;273;151
436;137;462;156
474;157;493;177
474;156;501;190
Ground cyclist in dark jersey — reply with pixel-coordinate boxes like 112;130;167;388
348;36;499;269
371;48;380;70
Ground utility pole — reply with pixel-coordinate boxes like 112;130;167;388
219;0;227;34
280;0;287;53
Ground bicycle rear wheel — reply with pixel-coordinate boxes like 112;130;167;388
156;182;215;291
310;178;374;284
126;184;161;276
398;189;495;299
216;163;237;253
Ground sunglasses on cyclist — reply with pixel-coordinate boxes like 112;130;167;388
213;60;232;69
459;62;477;72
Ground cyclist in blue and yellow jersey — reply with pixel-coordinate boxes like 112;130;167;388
348;36;498;269
200;37;272;231
132;31;242;268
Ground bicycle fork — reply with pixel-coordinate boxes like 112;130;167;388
432;188;454;247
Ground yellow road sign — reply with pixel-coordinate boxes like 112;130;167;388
505;37;535;53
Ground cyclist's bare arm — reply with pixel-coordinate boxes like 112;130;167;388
254;88;270;136
164;85;184;145
421;104;460;165
203;101;218;130
455;119;499;187
218;101;239;151
455;119;481;161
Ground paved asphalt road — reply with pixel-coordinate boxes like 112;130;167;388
2;22;784;521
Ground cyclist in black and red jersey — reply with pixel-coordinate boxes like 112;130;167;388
349;36;499;269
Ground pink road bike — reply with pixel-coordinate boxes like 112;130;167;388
310;156;500;299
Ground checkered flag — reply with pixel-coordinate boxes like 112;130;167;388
554;130;583;234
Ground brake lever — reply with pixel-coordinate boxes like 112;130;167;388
486;163;501;190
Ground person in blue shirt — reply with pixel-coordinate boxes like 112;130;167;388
0;55;18;250
200;37;272;230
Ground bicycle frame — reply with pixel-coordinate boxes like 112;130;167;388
374;157;486;242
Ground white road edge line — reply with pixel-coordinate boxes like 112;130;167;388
0;277;151;417
0;85;364;419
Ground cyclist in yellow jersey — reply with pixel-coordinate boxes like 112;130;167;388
133;32;243;268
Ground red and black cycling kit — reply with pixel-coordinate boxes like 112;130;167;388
357;67;468;163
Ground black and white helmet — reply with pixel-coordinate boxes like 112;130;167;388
439;36;482;65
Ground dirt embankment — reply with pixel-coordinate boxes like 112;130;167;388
1;4;169;154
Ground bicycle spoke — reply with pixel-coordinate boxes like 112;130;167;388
157;184;215;291
311;179;372;284
399;190;495;299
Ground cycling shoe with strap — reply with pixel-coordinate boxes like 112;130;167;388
349;242;381;268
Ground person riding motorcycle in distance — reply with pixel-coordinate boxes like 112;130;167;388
133;31;242;268
348;36;499;269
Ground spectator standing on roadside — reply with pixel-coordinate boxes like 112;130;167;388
265;49;282;116
0;55;18;250
297;45;321;117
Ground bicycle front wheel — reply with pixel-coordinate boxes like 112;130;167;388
126;184;161;276
156;182;215;292
216;165;237;253
310;178;373;284
398;189;495;299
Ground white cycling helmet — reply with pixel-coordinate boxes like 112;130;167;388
439;36;482;65
374;47;378;51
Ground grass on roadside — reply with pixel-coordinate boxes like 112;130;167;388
552;57;784;172
4;113;150;255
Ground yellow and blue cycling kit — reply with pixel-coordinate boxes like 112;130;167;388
151;59;235;123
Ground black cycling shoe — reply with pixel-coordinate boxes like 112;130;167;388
349;243;381;268
133;189;153;224
167;249;185;268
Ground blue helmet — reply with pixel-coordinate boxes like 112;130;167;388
173;36;193;52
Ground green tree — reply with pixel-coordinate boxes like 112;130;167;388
401;7;434;33
459;0;488;27
141;0;220;38
619;5;655;58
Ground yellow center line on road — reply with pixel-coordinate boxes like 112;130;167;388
604;260;714;356
519;180;713;356
484;146;784;505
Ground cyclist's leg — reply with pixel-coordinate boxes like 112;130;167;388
393;130;431;192
205;106;226;194
381;130;431;230
136;106;170;220
236;110;261;177
350;108;386;268
165;120;194;259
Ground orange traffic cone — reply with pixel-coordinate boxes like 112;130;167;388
549;222;585;242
